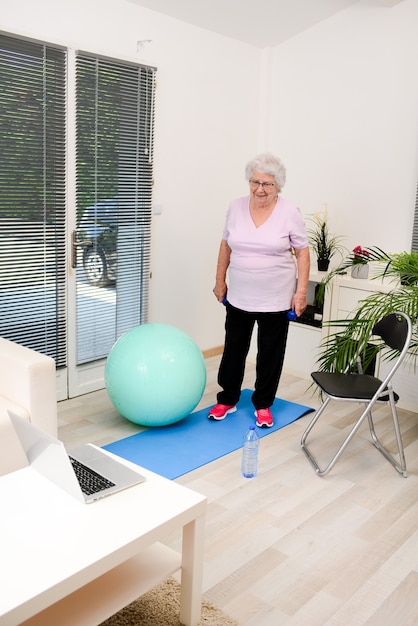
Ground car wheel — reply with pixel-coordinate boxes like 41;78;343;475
83;246;109;287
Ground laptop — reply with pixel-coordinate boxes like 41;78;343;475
8;411;146;503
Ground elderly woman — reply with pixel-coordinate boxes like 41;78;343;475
210;152;310;428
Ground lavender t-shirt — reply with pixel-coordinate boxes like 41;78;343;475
222;195;308;312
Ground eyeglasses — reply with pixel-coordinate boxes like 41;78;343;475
249;179;276;189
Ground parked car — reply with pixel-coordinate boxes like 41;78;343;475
77;199;117;287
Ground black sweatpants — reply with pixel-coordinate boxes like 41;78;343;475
217;302;290;410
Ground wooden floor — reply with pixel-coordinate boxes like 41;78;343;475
58;356;418;626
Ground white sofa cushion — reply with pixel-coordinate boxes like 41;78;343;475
0;338;57;475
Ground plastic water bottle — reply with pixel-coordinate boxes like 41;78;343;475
241;425;259;478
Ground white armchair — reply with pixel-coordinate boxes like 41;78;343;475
0;337;57;476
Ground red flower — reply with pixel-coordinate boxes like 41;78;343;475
353;246;370;263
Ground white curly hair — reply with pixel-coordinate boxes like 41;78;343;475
245;152;286;191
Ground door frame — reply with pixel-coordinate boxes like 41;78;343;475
65;50;109;399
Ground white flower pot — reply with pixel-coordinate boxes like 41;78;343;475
351;264;369;279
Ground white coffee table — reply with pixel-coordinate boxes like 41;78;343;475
0;451;207;626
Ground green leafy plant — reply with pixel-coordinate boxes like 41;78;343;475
307;211;345;262
384;251;418;286
316;247;418;374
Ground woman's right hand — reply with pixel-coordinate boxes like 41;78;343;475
213;283;227;303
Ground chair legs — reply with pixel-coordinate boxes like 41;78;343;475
367;398;407;477
301;394;407;477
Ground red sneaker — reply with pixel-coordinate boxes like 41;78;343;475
208;404;237;421
255;408;273;428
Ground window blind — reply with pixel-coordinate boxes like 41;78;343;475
75;53;156;364
0;33;67;365
412;181;418;252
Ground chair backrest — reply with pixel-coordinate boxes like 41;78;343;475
372;312;411;353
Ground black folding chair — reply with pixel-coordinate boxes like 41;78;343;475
301;312;412;477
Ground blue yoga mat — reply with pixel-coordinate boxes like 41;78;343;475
103;388;314;480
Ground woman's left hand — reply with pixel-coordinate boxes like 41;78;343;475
292;293;307;318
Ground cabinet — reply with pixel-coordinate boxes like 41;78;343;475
285;270;417;412
282;271;394;381
283;322;322;379
327;273;392;321
282;269;331;378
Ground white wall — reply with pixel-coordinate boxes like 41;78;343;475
1;0;418;354
267;0;418;262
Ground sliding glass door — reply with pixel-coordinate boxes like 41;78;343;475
0;33;156;399
70;52;156;396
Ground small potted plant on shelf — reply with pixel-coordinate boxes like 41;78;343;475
351;245;370;279
307;210;345;272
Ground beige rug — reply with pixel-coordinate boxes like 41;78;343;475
99;577;239;626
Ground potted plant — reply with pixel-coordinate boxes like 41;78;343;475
351;245;370;279
316;246;418;375
307;211;345;272
383;250;418;286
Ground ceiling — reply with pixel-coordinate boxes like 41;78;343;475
125;0;365;48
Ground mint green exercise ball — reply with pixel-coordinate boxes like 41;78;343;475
105;323;207;427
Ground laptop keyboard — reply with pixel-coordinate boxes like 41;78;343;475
69;456;116;495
